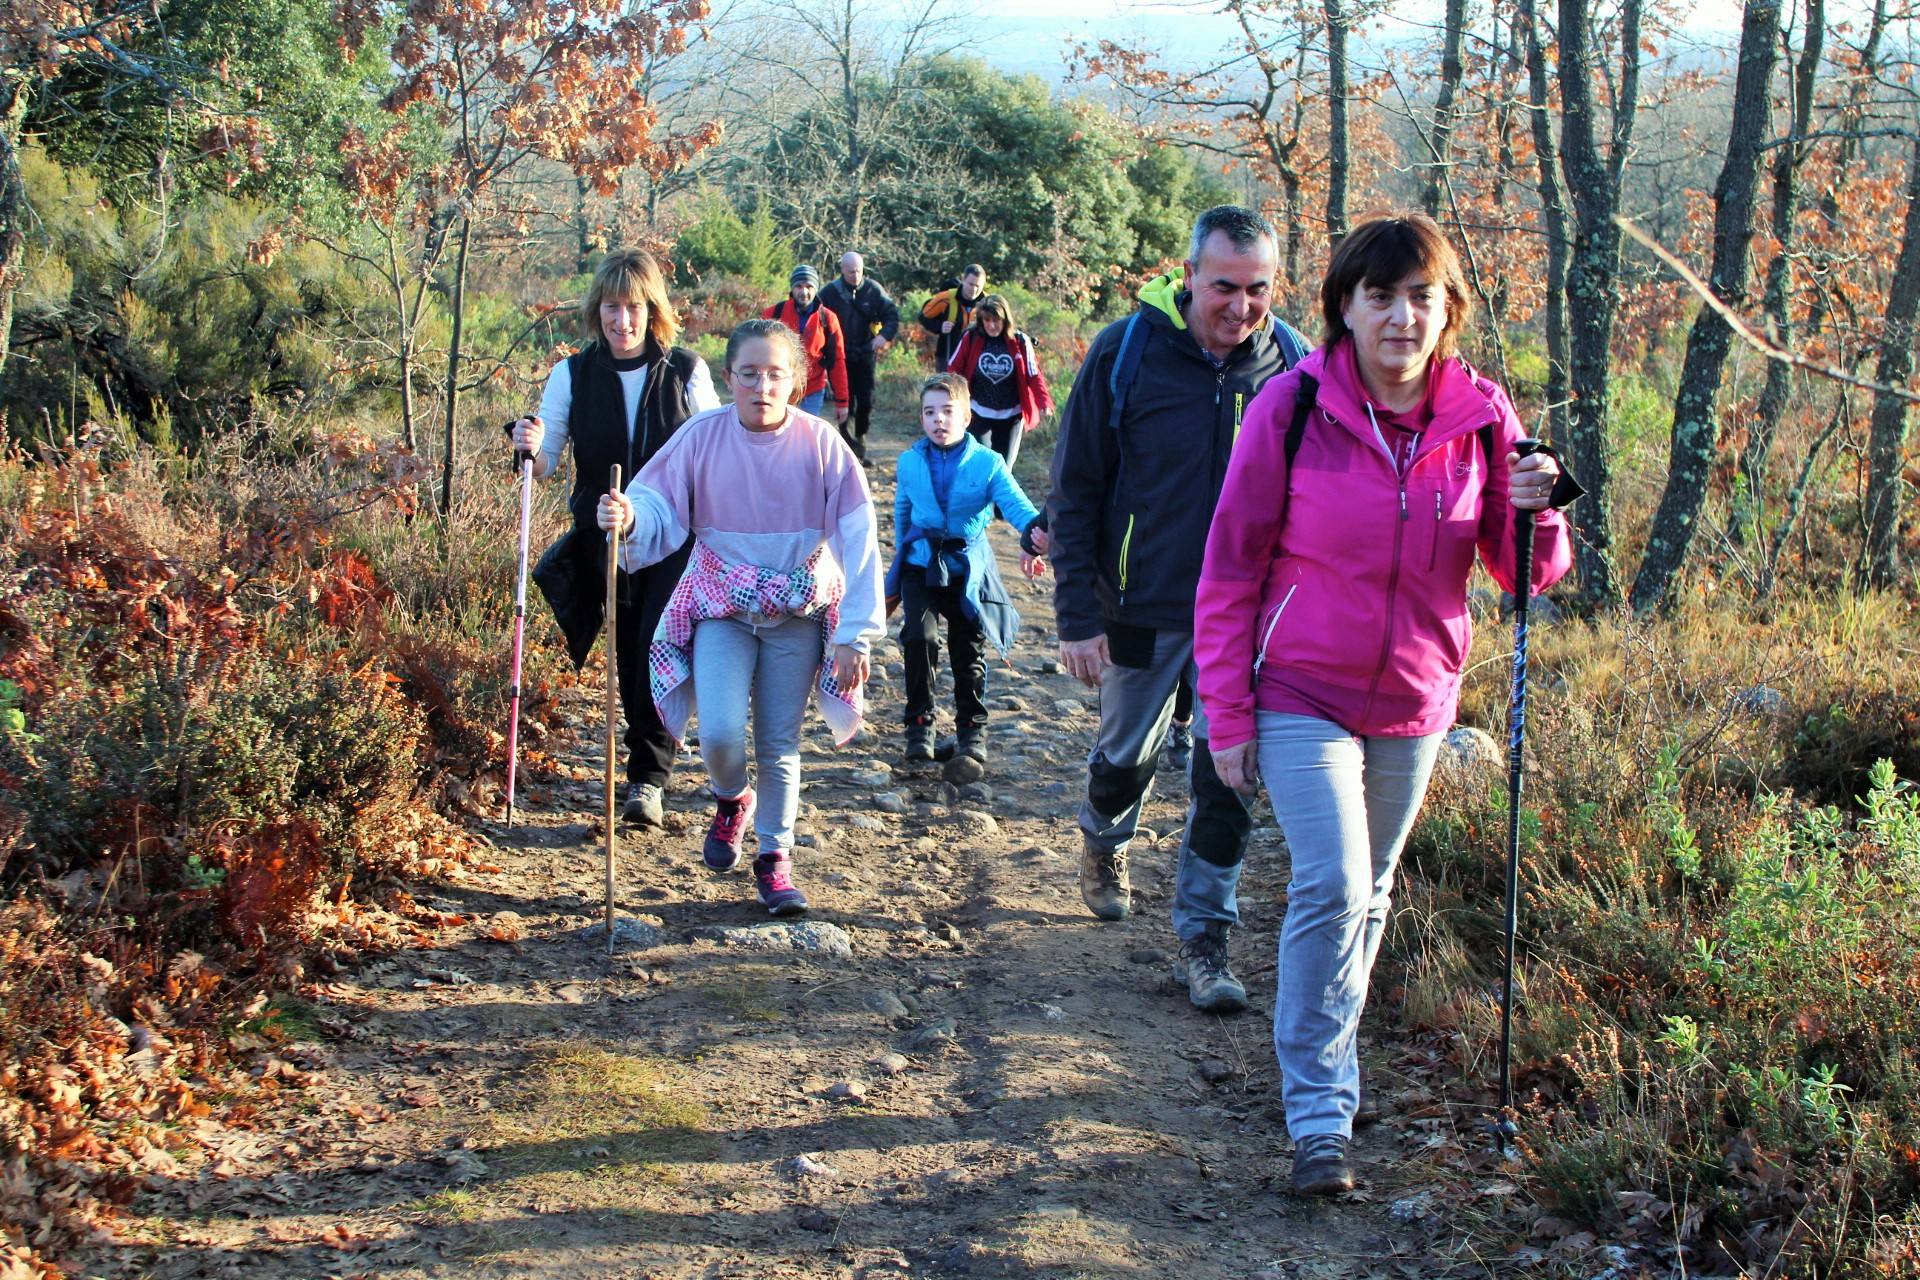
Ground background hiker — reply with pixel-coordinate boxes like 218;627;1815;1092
887;373;1049;773
597;318;883;918
1045;205;1309;1011
510;247;719;829
1194;213;1577;1196
819;251;902;462
763;264;850;423
945;293;1054;470
919;263;987;369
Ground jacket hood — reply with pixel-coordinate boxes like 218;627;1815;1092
1135;264;1286;351
1297;337;1505;455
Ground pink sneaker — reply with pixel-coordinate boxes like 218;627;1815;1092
753;853;809;917
703;788;755;872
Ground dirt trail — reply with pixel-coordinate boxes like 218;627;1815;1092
124;427;1499;1280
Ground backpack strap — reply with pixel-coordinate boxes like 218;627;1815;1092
1106;313;1149;432
1283;373;1319;469
1478;423;1497;482
1273;319;1312;370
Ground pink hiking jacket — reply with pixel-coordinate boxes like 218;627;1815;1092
1194;340;1572;750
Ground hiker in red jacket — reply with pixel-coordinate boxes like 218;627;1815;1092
763;265;849;423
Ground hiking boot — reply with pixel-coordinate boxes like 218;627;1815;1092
904;721;935;763
1355;1065;1381;1128
622;782;665;828
955;725;986;762
1163;719;1194;774
1078;836;1131;921
1174;924;1248;1014
703;788;755;872
753;853;809;917
1290;1133;1355;1196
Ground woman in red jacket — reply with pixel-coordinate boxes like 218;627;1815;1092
1193;214;1578;1197
945;294;1053;468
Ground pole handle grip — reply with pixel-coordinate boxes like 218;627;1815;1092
1513;436;1543;460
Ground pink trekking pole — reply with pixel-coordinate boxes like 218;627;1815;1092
504;448;535;827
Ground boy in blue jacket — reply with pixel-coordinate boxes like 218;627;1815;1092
888;374;1049;772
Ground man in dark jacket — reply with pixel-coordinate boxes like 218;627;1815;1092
1047;205;1308;1014
819;250;901;461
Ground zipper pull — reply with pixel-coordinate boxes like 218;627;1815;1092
1434;490;1442;521
1400;485;1408;521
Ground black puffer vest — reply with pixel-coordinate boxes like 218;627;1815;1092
564;338;701;538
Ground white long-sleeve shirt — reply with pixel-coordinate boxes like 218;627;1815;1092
615;406;885;652
534;355;719;476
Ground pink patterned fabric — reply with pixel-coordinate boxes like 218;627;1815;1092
649;541;863;747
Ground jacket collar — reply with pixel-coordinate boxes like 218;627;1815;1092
1304;338;1499;455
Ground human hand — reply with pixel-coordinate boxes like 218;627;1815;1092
871;336;889;357
1059;635;1110;688
835;402;850;425
1210;741;1260;796
832;644;869;691
1020;553;1048;579
511;415;544;456
1508;449;1561;511
597;491;633;536
941;320;954;334
1027;527;1051;555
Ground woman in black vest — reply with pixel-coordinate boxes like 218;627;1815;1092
510;248;720;826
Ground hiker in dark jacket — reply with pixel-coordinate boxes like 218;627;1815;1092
819;251;901;461
1047;205;1308;1015
509;248;719;829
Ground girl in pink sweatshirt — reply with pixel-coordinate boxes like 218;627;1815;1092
599;319;884;917
1193;214;1577;1196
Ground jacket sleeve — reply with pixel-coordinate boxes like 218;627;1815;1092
1021;332;1055;416
892;452;914;548
946;331;974;375
618;426;699;572
1047;324;1122;643
1194;371;1300;752
823;310;850;404
1474;382;1573;598
919;289;953;331
535;359;573;477
872;284;901;343
987;455;1042;535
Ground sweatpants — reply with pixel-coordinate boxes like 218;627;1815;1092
898;574;987;728
1078;627;1253;938
1257;712;1443;1140
691;613;822;856
966;416;1020;470
613;554;687;788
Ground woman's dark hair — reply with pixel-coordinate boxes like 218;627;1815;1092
1320;213;1472;361
969;293;1014;337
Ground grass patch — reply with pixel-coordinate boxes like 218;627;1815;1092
410;1188;483;1222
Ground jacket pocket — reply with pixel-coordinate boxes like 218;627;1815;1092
1252;583;1299;675
1116;512;1136;593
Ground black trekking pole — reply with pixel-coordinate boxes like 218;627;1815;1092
602;464;622;957
1495;437;1542;1157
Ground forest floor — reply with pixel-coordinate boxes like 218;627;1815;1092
112;425;1539;1280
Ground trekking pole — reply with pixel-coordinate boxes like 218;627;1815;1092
603;464;622;956
503;450;535;828
1495;437;1543;1156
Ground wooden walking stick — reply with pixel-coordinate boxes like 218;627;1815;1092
603;463;622;956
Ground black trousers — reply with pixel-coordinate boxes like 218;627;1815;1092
612;555;685;787
899;574;987;729
844;359;877;451
966;416;1020;469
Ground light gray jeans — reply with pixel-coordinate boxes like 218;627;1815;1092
1258;711;1443;1140
692;613;823;856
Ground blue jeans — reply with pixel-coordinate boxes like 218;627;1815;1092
1257;712;1442;1140
798;389;826;416
691;613;823;855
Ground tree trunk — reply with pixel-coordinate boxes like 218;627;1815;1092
1520;0;1570;447
438;215;472;519
1423;0;1467;219
1324;0;1349;248
0;79;33;404
574;174;594;274
1555;0;1643;607
1630;0;1782;613
1863;134;1920;586
1733;0;1823;546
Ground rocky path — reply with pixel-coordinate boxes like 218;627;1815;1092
122;430;1517;1280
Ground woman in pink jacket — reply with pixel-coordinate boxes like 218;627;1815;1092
1193;214;1577;1196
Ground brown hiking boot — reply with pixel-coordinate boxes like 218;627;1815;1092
1078;835;1130;921
1290;1133;1355;1196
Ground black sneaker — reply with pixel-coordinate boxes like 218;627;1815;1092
904;721;935;762
1174;924;1248;1014
1291;1133;1355;1196
955;725;986;763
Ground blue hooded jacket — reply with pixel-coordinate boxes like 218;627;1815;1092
887;434;1042;657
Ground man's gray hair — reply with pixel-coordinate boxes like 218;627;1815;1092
1188;205;1277;263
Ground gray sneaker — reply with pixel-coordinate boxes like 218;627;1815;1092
1078;836;1131;921
1174;924;1248;1013
1290;1133;1355;1196
622;782;665;828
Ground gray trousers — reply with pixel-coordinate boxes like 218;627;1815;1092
1078;628;1255;939
1258;712;1443;1139
692;613;821;856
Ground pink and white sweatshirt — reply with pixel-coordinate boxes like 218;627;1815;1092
615;406;885;652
